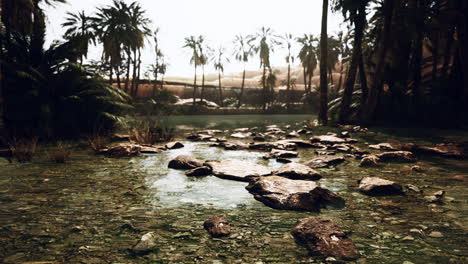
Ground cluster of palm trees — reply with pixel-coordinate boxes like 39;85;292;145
182;27;344;111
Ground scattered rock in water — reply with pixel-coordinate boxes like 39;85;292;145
341;131;350;138
273;162;322;180
234;127;250;132
140;145;164;154
168;155;204;169
377;151;417;163
275;139;317;148
305;156;345;168
286;131;300;138
187;134;213;141
276;158;293;163
205;159;272;182
246;176;344;212
452;175;468;182
249;142;276;151
369;142;416;151
291;217;359;260
185;166;212;177
103;143;141;157
416;144;465;159
428;231;443;238
165;142;184;149
221;141;249;150
406;184;422;193
425;190;445;204
265;149;298;159
203;215;231;237
230;132;252;139
411;165;423;172
358;177;404;196
331;143;354;152
369;143;399;151
310;135;347;144
131;232;158;255
359;154;381;167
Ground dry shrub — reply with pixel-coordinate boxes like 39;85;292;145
8;138;38;162
129;121;174;145
87;134;108;153
48;142;71;163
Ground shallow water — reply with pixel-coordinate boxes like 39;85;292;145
0;115;467;264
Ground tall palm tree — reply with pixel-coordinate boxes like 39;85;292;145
183;36;202;107
319;0;329;125
233;34;254;108
250;27;278;110
335;0;369;123
279;33;295;109
214;46;230;107
197;37;211;104
297;34;318;95
62;10;94;65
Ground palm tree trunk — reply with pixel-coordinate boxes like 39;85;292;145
303;66;308;94
116;67;122;90
441;30;454;79
358;55;368;117
192;65;198;108
410;0;423;112
200;66;205;103
262;65;267;110
337;60;344;92
238;68;246;109
339;8;365;123
319;0;329;125
361;0;395;123
131;48;138;96
109;57;114;86
125;49;131;93
135;48;142;97
218;71;224;107
307;71;313;92
287;62;291;109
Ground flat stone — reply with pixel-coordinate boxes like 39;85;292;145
246;176;344;212
305;156;345;168
131;232;158;255
165;142;184;149
377;151;417;163
310;135;346;144
103;143;141;157
203;215;231;237
230;132;252;139
358;177;404;196
274;162;322;180
222;141;250;150
291;217;359;260
168;155;204;169
205;159;272;182
185;166;212;176
275;139;317;148
428;231;443;238
415;144;465;159
452;175;468;182
267;149;298;159
360;154;381;167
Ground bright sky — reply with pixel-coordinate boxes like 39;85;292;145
45;0;345;78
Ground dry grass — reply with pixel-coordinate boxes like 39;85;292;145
8;138;38;162
87;134;108;153
129;121;174;145
48;142;71;163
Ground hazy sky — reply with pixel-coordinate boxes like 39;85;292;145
45;0;345;78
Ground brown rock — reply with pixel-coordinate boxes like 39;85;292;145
310;135;346;144
377;151;417;163
203;215;231;237
185;166;212;176
358;177;404;196
359;154;381;167
104;143;141;157
274;162;322;180
291;217;359;260
165;142;184;149
205;159;272;182
305;156;345;168
168;155;204;169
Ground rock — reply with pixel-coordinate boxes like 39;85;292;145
411;165;423;172
274;162;322;180
186;134;213;141
165;142;184;149
246;176;344;212
140;145;164;154
369;143;398;151
415;144;465;159
275;139;317;148
369;142;417;151
311;135;347;144
234;127;250;132
305;156;345;168
253;136;266;141
203;215;231;237
291;217;359;260
341;131;350;138
265;149;298;159
230;132;252;139
276;158;292;163
249;142;276;151
111;133;130;141
377;151;417;163
428;231;443;238
131;232;158;255
358;177;404;196
222;141;249;150
331;143;353;152
452;175;468;182
205;159;272;182
104;143;141;157
286;131;300;138
360;154;381;167
406;184;422;193
168;155;204;169
185;166;212;176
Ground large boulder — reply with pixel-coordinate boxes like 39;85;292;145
359;154;381;167
274;162;322;180
203;215;231;237
168;155;204;169
358;177;404;196
377;151;417;163
415;144;465;159
305;156;345;168
291;217;359;260
165;142;184;149
205;159;272;182
103;143;141;157
310;135;346;144
245;176;344;212
185;166;212;177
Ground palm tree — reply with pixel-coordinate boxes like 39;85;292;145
214;46;230;107
151;28;165;96
279;33;295;109
250;27;278;110
334;0;370;123
62;10;95;65
233;34;254;108
297;34;318;95
197;37;211;104
183;36;202;107
319;0;329;125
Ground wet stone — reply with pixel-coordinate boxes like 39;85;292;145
360;154;381;167
310;135;347;144
291;217;359;260
377;151;417;163
358;177;404;196
203;215;231;237
185;166;212;177
305;156;345;168
131;232;158;255
273;162;322;180
205;159;272;182
165;141;184;149
168;155;204;170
